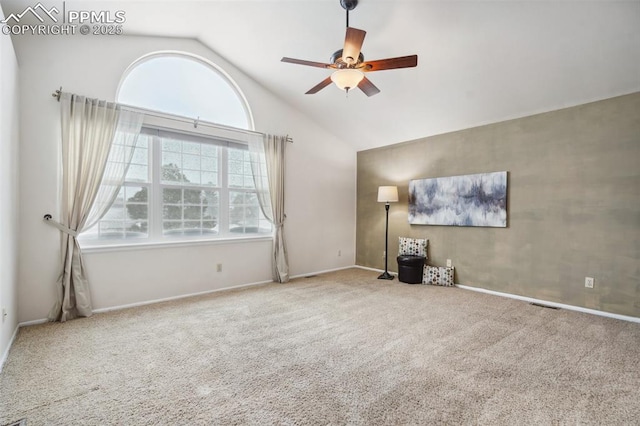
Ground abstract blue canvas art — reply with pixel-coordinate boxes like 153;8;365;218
408;171;507;227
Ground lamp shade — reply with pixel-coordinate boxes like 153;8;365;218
377;186;399;203
331;69;365;92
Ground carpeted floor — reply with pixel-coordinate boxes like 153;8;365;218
1;268;639;425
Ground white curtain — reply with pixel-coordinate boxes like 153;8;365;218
48;93;143;322
249;134;289;283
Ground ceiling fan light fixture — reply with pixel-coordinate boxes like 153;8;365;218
331;69;364;92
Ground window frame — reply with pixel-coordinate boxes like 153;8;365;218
79;114;272;250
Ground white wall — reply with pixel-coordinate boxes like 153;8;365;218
13;35;356;323
0;5;20;367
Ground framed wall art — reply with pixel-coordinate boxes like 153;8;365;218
408;171;507;227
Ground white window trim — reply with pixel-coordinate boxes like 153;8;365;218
79;113;272;250
80;235;273;254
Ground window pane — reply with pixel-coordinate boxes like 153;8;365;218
183;142;200;155
229;174;243;188
229;160;242;174
126;221;148;237
163;139;181;152
163;188;182;203
228;149;243;161
163;221;182;232
123;185;149;238
161;139;219;187
126;165;148;182
227;147;254;190
162;152;182;169
201;144;218;157
136;136;149;149
201;157;217;172
162;163;185;183
184;221;201;230
183;154;200;170
117;55;250;129
103;202;125;220
183;189;203;203
183;170;201;185
163;205;181;220
85;184;150;240
184;206;202;220
99;221;125;238
229;190;270;234
131;147;147;164
202;172;218;186
162;188;219;237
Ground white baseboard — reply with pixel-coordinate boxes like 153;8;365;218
18;279;274;327
93;279;274;314
290;265;358;279
18;318;48;327
456;284;640;324
17;267;370;326
0;324;20;374
353;265;398;275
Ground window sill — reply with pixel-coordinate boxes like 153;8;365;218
79;235;273;254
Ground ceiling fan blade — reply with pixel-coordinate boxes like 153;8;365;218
362;55;418;72
342;27;366;65
281;57;333;69
358;77;381;97
306;77;333;94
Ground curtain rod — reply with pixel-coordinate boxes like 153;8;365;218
51;88;293;144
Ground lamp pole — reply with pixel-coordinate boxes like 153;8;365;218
377;186;398;280
378;202;394;280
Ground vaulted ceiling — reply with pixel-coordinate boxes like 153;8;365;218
3;0;639;150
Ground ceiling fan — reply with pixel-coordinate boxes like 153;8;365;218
281;0;418;97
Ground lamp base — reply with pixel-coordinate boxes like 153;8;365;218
377;271;395;280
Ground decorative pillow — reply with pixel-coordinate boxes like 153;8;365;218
398;237;428;258
423;265;455;287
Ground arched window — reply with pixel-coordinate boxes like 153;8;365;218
117;52;252;130
80;52;270;245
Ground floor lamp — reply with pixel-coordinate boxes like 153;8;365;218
377;186;398;280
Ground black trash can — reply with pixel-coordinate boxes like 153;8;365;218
397;255;426;284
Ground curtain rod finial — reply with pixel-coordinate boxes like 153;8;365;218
52;87;62;101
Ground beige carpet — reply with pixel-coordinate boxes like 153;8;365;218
1;268;639;425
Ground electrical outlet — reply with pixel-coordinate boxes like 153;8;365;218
585;277;594;288
338;250;342;257
446;259;452;267
216;263;222;273
383;251;386;259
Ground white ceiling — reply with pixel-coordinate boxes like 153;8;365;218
3;0;640;151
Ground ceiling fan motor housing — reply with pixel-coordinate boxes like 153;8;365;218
331;49;364;68
340;0;358;11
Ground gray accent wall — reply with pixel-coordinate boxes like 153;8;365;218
356;92;640;317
